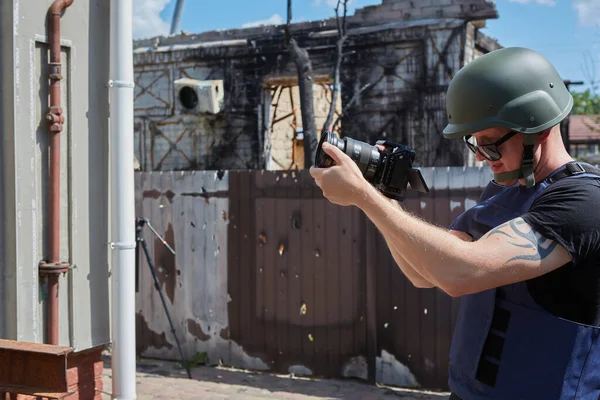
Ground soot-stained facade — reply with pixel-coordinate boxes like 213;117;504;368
132;0;501;171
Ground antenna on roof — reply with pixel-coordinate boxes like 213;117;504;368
170;0;186;35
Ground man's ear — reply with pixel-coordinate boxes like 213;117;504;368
537;128;552;144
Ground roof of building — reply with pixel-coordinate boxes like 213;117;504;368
133;0;500;52
569;114;600;142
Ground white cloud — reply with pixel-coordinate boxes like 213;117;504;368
508;0;556;5
133;0;171;39
573;0;600;27
241;14;285;28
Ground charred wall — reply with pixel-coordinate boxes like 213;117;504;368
133;0;500;171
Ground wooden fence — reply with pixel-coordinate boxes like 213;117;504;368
134;167;492;390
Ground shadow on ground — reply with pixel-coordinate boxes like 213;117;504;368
102;355;450;399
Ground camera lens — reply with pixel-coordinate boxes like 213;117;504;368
315;131;343;168
315;130;380;181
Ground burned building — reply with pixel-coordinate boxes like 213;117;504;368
132;0;501;172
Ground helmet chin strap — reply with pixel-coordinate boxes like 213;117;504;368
492;134;537;188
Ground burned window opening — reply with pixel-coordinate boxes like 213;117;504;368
264;81;342;171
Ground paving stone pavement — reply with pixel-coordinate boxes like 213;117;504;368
100;357;451;399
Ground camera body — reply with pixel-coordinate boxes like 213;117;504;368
315;130;429;202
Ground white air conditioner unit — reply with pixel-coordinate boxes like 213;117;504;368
174;78;224;114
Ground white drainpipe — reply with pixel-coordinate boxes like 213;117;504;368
108;0;137;398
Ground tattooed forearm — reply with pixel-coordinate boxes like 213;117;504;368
483;218;558;262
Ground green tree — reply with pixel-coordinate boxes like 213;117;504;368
571;89;600;115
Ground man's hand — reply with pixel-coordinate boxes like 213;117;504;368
309;142;375;207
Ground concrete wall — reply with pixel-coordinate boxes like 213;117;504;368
0;0;111;351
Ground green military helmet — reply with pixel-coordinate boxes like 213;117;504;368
442;47;573;187
443;47;573;138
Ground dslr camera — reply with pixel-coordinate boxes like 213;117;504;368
314;129;429;202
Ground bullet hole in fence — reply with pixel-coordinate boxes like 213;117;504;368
258;233;267;246
300;302;307;315
342;228;346;235
201;187;210;204
315;249;320;258
278;243;285;256
292;212;302;229
191;221;196;228
222;210;227;220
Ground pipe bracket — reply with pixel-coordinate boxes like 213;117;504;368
108;241;137;250
39;261;71;275
46;107;65;132
49;62;63;80
107;80;135;89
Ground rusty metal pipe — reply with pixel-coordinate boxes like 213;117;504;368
39;0;74;347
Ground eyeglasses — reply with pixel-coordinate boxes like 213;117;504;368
464;130;519;162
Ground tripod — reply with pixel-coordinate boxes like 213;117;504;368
135;217;192;379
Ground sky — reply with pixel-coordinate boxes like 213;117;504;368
132;0;600;93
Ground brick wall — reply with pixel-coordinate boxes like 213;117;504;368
354;0;497;22
0;346;103;400
266;84;341;170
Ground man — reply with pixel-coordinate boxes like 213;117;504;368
309;47;600;399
